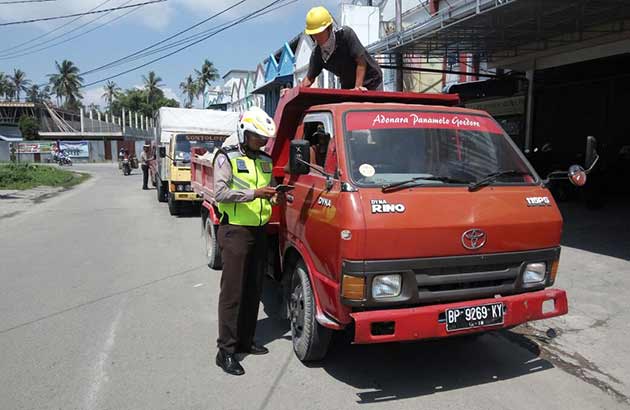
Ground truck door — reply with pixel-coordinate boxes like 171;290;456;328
284;112;341;286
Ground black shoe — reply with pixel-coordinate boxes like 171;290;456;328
247;344;269;355
142;187;148;190
216;349;245;376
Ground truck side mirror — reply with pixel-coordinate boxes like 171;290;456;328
159;146;166;158
289;140;311;175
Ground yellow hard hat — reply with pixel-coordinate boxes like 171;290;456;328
305;6;333;35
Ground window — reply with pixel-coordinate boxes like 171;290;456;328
301;112;334;172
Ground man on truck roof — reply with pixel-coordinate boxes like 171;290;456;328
287;6;383;94
213;107;277;376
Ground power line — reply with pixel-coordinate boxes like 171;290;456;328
0;0;138;59
81;0;290;88
81;0;248;76
0;0;166;26
0;0;56;4
0;0;114;55
81;0;296;77
83;0;297;75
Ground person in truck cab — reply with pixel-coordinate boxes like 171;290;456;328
213;107;277;376
309;125;330;167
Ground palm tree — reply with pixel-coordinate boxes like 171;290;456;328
26;84;41;103
142;71;163;104
48;60;83;108
195;59;219;108
179;75;198;108
102;80;120;113
4;83;16;101
10;69;30;101
0;72;7;100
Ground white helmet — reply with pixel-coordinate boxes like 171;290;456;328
237;107;276;144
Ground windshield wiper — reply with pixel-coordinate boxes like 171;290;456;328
468;170;532;192
382;175;470;192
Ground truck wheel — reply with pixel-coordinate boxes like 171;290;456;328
204;218;222;270
168;193;180;216
289;260;332;362
157;181;167;203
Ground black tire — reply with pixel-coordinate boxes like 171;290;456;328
168;193;180;216
204;217;222;270
289;260;332;362
157;180;167;203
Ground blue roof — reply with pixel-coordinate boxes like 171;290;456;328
277;43;296;77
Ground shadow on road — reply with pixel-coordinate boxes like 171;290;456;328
312;330;553;404
559;194;630;260
256;278;291;347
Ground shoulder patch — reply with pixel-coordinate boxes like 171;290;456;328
216;155;226;168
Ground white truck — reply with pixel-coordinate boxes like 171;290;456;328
154;107;239;215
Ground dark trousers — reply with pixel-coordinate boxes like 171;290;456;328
217;224;268;353
141;164;149;188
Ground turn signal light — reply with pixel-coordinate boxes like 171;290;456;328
550;260;560;283
342;275;365;301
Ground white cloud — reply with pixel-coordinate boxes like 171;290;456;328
82;86;106;108
162;87;180;104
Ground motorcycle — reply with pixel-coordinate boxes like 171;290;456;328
121;157;131;176
54;151;72;166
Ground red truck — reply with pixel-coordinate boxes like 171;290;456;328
192;88;596;362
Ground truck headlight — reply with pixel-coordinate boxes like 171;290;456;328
372;274;402;298
523;262;547;284
176;185;184;192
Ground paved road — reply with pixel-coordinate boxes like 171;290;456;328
0;164;628;410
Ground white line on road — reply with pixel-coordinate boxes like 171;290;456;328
193;283;204;288
83;306;123;410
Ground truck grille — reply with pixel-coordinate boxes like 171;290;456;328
415;262;519;304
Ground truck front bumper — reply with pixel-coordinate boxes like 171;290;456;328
350;288;567;344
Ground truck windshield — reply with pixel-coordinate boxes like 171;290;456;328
174;134;224;164
343;110;537;187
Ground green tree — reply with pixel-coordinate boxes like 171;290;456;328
195;59;219;108
0;72;8;100
18;115;39;140
48;60;83;109
111;87;179;119
102;80;120;113
10;69;30;101
179;75;198;108
142;71;163;104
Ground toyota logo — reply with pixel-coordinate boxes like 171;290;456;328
461;229;487;250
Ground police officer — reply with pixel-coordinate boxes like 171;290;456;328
213;107;277;376
302;6;382;91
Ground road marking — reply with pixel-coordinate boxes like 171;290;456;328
193;283;204;288
83;307;123;410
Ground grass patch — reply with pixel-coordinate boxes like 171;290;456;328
0;163;90;190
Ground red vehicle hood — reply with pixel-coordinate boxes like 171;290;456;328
356;186;562;259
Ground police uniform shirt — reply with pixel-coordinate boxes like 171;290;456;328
213;147;256;203
307;26;383;90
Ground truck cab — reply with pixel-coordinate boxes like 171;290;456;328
196;88;593;362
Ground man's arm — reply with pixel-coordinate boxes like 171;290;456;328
354;57;367;90
301;77;314;88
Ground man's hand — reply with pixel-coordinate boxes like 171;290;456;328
254;186;276;199
352;86;368;92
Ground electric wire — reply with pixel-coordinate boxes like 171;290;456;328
80;0;248;76
0;0;140;59
0;0;56;4
80;0;289;88
0;0;114;55
81;0;296;77
0;0;166;26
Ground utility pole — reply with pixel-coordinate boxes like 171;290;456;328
395;0;404;92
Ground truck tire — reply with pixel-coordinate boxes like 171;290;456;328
204;217;222;270
289;260;332;362
168;193;180;216
157;180;167;203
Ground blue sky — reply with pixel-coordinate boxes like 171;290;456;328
0;0;340;107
